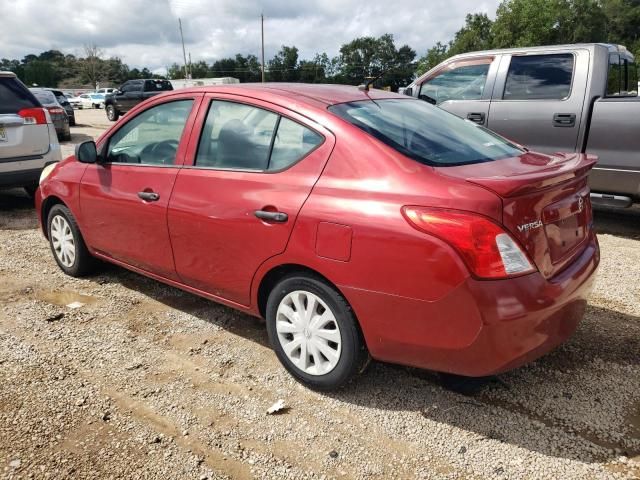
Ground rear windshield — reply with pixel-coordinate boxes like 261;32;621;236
145;80;173;91
31;90;57;106
0;77;39;114
329;98;522;166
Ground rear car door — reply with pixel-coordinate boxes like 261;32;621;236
0;74;52;182
416;56;499;126
120;81;143;111
80;94;202;278
488;49;589;153
168;95;335;306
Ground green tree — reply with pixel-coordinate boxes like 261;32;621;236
267;45;300;82
338;34;416;90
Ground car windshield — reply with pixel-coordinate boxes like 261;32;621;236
329;98;523;166
52;92;69;105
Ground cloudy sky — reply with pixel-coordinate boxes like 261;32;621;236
1;0;500;73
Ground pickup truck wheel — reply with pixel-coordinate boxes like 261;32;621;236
266;275;369;390
106;105;119;121
47;205;96;277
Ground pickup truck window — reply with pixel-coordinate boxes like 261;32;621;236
607;53;638;97
419;62;490;104
503;54;574;100
330;98;522;167
144;80;173;92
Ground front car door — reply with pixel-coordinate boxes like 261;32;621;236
80;94;202;278
415;56;499;126
487;49;590;153
168;94;335;306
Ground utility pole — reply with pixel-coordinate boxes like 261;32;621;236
261;14;265;82
178;18;189;83
188;52;192;79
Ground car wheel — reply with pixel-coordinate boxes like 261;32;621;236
266;275;369;390
69;119;76;127
47;204;96;277
106;105;119;121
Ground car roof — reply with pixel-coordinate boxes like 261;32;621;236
177;83;404;107
0;71;17;78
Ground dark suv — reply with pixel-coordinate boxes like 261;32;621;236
105;79;173;121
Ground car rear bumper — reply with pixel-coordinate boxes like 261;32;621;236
343;233;600;377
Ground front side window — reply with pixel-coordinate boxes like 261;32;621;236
503;54;574;100
419;62;491;104
329;98;522;167
196;101;323;171
106;99;193;166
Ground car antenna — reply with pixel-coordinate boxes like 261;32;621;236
358;69;388;92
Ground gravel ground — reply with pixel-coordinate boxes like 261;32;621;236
0;109;639;479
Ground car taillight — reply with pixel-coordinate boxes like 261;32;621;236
47;107;65;115
18;107;48;125
402;206;536;279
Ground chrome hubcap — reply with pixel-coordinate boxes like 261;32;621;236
50;215;76;268
276;290;342;376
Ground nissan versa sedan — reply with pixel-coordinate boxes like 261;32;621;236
35;84;599;390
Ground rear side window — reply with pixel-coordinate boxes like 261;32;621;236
31;90;57;106
270;118;323;171
329;98;522;167
145;80;173;91
0;77;39;114
195;101;323;171
607;53;638;97
503;54;574;100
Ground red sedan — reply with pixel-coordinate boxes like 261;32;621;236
36;84;599;389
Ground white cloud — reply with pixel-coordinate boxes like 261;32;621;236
0;0;500;69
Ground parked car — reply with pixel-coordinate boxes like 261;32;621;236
77;93;105;109
46;89;76;126
36;84;599;389
67;94;83;109
29;88;71;141
104;79;173;121
0;71;61;196
95;87;116;95
401;43;640;208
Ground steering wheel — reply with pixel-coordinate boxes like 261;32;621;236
141;139;179;164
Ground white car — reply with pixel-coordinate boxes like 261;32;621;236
0;71;61;196
78;93;105;109
95;88;116;95
67;94;83;109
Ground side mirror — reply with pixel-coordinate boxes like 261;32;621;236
75;140;98;164
400;87;413;96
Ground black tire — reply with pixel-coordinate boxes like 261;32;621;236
266;274;369;390
47;204;96;277
106;104;119;121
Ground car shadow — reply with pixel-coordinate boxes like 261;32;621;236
0;188;38;230
60;132;94;144
93;263;639;465
594;205;640;240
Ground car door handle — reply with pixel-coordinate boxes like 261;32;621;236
553;113;576;127
137;191;160;202
254;210;288;223
467;112;485;125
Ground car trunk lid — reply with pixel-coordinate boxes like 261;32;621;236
435;151;597;278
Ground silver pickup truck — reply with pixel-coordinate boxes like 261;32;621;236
402;43;639;208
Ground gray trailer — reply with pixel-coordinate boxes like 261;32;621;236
401;43;639;208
